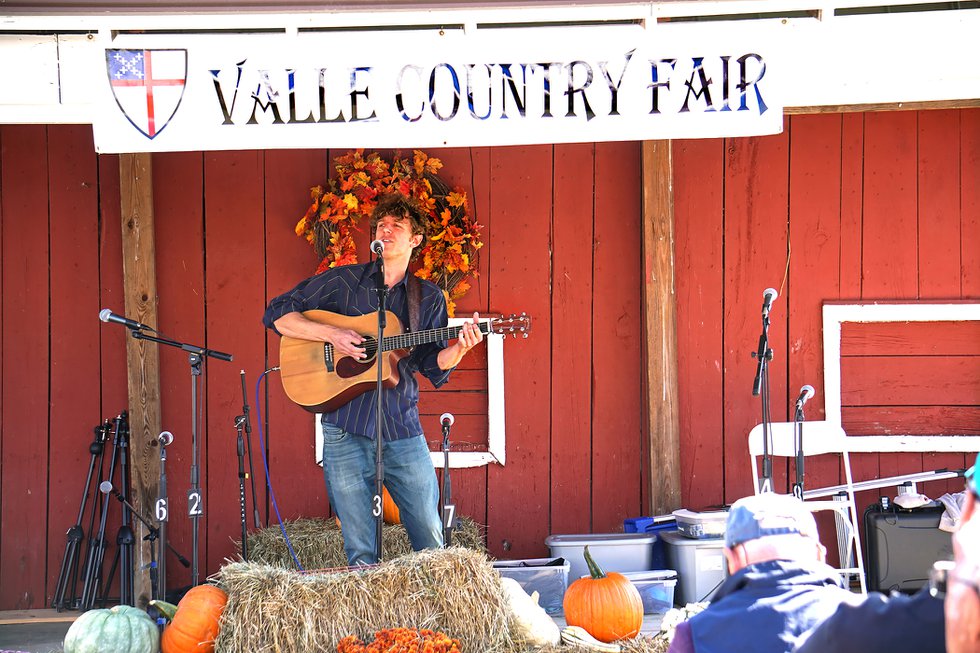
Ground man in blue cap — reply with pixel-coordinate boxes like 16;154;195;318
667;492;858;653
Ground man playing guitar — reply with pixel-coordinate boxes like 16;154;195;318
263;193;483;566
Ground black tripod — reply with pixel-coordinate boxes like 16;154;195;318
79;411;130;610
100;413;136;607
52;420;111;611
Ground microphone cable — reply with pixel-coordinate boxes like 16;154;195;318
253;366;305;572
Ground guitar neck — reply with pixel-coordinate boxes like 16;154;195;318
382;320;490;352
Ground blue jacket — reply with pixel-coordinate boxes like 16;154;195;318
670;559;858;653
793;586;944;653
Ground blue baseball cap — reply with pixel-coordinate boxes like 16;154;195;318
725;492;819;548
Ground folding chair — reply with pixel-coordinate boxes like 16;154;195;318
748;420;867;594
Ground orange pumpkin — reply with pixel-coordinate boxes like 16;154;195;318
562;545;644;643
335;486;401;527
159;584;228;653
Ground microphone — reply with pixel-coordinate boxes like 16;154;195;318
440;412;455;428
370;239;385;255
99;308;152;331
158;431;174;447
761;288;778;318
100;480;118;498
795;385;815;409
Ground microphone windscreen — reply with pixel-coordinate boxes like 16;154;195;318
99;480;113;494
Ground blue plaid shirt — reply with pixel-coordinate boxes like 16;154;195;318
263;262;452;441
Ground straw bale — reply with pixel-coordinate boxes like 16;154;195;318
243;517;485;569
215;547;514;653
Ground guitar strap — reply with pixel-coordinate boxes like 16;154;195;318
407;273;422;338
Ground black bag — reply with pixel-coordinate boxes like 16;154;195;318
864;502;953;593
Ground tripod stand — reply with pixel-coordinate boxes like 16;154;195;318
79;411;130;610
52;420;111;611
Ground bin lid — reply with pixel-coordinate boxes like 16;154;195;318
622;569;678;581
545;533;657;546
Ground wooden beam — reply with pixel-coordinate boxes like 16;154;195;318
641;140;682;515
119;152;161;606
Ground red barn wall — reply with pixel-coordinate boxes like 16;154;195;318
0;107;977;609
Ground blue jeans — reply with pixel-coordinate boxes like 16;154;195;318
321;423;443;566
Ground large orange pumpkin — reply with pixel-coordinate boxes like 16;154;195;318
335;486;400;527
158;584;228;653
562;545;644;643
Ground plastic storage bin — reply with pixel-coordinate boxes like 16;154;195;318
545;533;657;582
672;509;728;540
493;557;570;615
661;530;726;605
622;570;677;613
624;516;678;569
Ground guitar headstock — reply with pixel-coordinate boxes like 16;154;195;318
489;312;532;338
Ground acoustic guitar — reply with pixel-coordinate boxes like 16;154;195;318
278;310;532;412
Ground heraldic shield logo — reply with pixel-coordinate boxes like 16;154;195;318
106;49;187;139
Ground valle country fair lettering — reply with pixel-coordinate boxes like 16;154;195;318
209;51;768;126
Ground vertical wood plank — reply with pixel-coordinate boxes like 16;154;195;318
787;114;844;494
591;141;643;533
550;143;595;535
45;125;102;607
862;111;920;483
153;150;205;590
673;137;725;511
918;110;967;493
0;125;50;609
963;108;980;298
203;150;267;575
722;123;791;503
119;152;161;604
642;140;681;516
264;148;327;526
486;145;552;558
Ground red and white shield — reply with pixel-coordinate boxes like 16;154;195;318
106;49;188;139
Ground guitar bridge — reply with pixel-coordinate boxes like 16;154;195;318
324;344;334;373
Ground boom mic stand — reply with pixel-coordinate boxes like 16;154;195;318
52;421;110;611
155;430;173;601
100;480;190;602
439;413;457;547
751;288;777;493
372;244;388;563
129;328;233;587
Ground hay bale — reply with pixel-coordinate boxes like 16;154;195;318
243;517;485;570
215;547;515;653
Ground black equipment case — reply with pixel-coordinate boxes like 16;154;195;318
864;503;953;593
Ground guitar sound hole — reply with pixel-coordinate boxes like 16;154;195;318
334;337;378;380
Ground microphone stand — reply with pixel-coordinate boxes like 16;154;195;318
751;298;775;493
102;482;190;602
156;433;170;601
792;402;806;500
130;329;233;586
240;371;261;530
373;254;388;563
234;414;249;561
440;416;456;547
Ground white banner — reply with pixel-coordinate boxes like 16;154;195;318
93;25;781;153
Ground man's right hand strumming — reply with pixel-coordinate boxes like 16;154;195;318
273;311;366;359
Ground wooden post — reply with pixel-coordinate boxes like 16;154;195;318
119;152;161;606
641;141;682;515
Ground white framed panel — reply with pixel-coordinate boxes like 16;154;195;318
822;302;980;453
315;316;506;468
